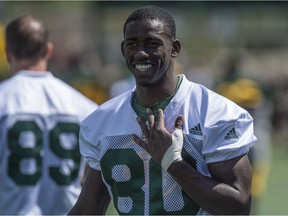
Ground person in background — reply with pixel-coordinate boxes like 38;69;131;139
0;15;98;215
69;5;256;215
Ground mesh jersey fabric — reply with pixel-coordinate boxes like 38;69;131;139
0;70;98;215
80;74;256;215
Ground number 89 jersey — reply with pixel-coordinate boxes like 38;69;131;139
80;75;256;215
0;71;98;215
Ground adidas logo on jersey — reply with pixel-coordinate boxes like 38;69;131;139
224;127;239;140
189;123;203;136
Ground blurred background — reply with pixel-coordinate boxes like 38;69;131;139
0;1;287;215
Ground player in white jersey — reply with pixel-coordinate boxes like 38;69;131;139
0;15;98;215
69;6;256;215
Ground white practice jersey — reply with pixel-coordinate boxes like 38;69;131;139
0;70;98;215
80;74;256;215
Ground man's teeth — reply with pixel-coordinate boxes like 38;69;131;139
135;64;152;71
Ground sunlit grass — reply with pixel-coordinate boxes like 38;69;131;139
257;140;288;215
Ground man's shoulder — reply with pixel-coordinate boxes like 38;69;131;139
184;80;249;125
81;93;131;126
0;76;22;101
0;76;16;89
190;81;240;106
80;93;132;141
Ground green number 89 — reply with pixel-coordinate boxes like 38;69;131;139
8;120;81;186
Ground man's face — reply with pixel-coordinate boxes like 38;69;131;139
122;19;175;87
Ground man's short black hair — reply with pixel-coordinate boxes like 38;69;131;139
123;5;176;39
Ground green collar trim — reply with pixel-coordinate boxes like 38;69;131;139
132;75;183;122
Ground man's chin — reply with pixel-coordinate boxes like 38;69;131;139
137;80;161;88
137;81;151;87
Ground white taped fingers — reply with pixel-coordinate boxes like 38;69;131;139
161;127;183;171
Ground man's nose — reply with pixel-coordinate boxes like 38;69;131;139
134;49;149;59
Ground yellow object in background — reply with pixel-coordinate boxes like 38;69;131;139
0;24;9;80
217;78;263;109
72;81;108;105
252;162;270;198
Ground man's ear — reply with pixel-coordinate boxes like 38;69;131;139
171;39;181;58
121;40;125;57
46;42;53;60
5;47;12;63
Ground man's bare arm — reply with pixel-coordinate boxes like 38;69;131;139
68;166;111;215
168;154;252;215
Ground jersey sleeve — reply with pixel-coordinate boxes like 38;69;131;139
203;110;256;164
79;126;102;171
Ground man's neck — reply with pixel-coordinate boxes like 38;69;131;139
132;75;183;122
135;73;179;106
10;59;48;74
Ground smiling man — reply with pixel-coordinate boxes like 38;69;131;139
69;5;256;215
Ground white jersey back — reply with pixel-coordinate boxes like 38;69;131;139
0;71;98;215
80;74;256;215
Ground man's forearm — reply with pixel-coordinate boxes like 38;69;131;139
168;159;251;215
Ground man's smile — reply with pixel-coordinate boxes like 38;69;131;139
135;64;153;72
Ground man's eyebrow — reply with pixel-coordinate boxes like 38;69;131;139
157;31;173;39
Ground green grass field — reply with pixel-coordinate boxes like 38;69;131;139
257;140;288;215
106;138;288;215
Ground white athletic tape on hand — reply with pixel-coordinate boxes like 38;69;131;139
161;127;183;171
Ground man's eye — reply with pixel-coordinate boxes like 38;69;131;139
148;41;160;47
126;42;136;48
